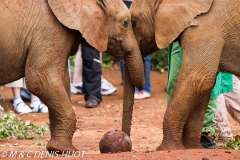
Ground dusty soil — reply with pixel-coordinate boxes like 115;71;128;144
0;65;240;160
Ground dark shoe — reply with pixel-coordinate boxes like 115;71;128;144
86;99;98;108
201;132;217;149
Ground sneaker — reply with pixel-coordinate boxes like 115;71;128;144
101;79;117;95
13;102;32;114
71;82;83;94
0;105;4;111
30;103;49;113
134;91;151;100
201;132;217;149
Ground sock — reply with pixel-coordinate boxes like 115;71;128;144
13;96;24;106
13;96;30;113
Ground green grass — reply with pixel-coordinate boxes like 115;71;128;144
0;111;49;139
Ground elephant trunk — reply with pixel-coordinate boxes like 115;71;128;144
122;65;135;136
122;44;145;136
124;44;145;90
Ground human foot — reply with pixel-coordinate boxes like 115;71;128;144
134;91;151;100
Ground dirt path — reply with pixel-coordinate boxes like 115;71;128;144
0;65;239;159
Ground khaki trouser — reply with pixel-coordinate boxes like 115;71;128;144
5;78;26;88
215;75;240;139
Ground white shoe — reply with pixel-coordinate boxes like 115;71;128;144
134;91;151;100
13;102;32;114
30;103;48;113
71;83;83;94
0;105;4;111
101;79;117;95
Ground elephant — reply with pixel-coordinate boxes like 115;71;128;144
0;0;145;152
123;0;240;150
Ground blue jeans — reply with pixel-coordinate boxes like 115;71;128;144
123;1;132;8
120;55;152;94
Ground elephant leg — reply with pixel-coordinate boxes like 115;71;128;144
158;70;217;150
63;60;71;100
25;54;77;153
47;61;77;152
122;64;135;136
182;93;210;149
158;36;224;150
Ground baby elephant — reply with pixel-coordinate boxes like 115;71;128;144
0;0;144;152
128;0;240;150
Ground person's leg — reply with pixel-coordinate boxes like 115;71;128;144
72;44;83;84
201;98;217;149
71;44;83;94
134;55;151;99
123;1;132;9
11;87;32;114
144;55;151;93
19;79;48;113
82;44;102;108
166;41;182;104
12;87;21;97
224;75;240;124
214;94;233;139
120;59;125;84
202;99;218;133
5;78;32;114
100;52;117;95
30;94;48;113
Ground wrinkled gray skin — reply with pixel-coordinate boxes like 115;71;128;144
129;0;240;150
0;0;144;152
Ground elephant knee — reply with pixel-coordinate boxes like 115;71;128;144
196;75;216;98
25;76;44;97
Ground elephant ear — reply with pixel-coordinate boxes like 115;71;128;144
155;0;213;49
48;0;107;52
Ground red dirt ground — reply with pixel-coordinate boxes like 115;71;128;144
0;65;240;160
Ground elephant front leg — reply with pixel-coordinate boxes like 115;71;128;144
157;36;224;150
47;110;77;153
25;65;77;153
46;69;77;152
158;69;216;151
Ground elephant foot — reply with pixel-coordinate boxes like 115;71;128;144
47;137;78;153
47;118;77;153
157;140;185;151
